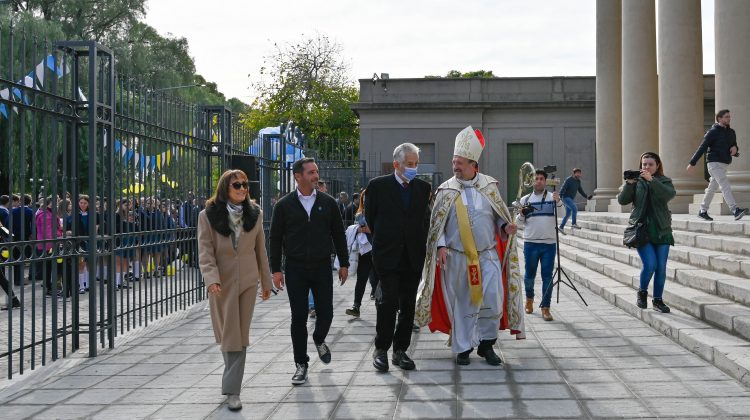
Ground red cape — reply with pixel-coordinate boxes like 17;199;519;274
428;234;518;335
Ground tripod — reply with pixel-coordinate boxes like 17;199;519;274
541;178;588;306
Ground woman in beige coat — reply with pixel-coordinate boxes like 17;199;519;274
197;169;272;411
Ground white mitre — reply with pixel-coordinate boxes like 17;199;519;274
453;126;485;161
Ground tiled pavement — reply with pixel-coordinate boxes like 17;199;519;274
0;267;205;378
2;268;750;419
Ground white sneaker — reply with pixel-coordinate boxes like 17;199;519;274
226;394;242;411
571;224;582;230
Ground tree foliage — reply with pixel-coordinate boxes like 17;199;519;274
245;34;359;159
1;2;247;109
427;70;496;78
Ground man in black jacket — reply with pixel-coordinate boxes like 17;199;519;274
687;109;748;221
270;157;349;386
366;143;431;372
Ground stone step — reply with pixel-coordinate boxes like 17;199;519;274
689;192;750;216
556;228;750;306
576;212;750;239
552;241;750;341
575;218;750;257
560;226;750;278
517;238;750;386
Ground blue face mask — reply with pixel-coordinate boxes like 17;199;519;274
403;166;418;181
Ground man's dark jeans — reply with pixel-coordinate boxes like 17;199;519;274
285;262;334;364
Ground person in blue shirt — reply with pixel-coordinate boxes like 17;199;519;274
558;168;592;234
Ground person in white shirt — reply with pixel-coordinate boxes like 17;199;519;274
516;169;562;321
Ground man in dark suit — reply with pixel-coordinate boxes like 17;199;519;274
365;142;431;372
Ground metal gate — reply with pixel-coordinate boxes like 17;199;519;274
0;27;367;379
0;32;221;378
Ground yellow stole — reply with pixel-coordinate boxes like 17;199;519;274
454;193;483;307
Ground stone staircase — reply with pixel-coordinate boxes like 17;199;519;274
539;212;750;385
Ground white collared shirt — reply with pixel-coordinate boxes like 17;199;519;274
393;171;409;186
297;188;317;217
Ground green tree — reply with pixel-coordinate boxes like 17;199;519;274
427;70;496;78
245;33;359;160
7;0;146;42
2;3;247;109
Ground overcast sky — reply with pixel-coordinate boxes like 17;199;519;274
144;0;716;101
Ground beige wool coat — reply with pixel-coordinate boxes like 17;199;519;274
197;205;272;352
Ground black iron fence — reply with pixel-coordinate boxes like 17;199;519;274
0;24;288;378
0;26;411;380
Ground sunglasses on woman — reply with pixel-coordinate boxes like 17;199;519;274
231;181;249;190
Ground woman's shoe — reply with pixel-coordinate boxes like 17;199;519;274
226;394;242;411
636;290;648;309
652;298;670;313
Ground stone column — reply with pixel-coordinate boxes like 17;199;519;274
657;0;705;213
587;0;622;212
610;0;659;212
711;0;750;212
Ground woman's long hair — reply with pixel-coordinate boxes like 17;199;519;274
639;151;664;177
355;188;366;216
206;169;251;208
117;198;129;220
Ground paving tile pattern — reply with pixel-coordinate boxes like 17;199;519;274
1;267;749;419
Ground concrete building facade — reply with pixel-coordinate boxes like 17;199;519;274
352;76;715;206
593;0;749;214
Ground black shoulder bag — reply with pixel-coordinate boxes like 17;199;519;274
623;184;650;248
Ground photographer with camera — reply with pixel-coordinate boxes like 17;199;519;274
687;109;747;221
516;168;562;321
618;152;675;313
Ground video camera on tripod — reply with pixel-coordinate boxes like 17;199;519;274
514;164;560;216
514;161;589;307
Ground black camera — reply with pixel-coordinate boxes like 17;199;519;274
520;203;535;217
623;170;641;180
543;165;557;174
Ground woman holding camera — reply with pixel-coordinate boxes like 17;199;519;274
618;152;676;313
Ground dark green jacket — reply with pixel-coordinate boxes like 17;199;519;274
617;175;676;245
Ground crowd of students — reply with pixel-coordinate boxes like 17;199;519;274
0;191;204;305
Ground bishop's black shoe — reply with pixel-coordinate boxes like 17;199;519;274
456;348;472;366
477;341;503;366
